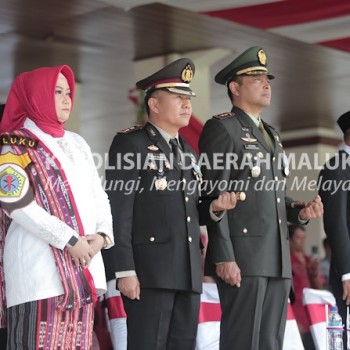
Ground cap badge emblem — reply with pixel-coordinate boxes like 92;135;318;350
181;65;193;83
258;49;267;66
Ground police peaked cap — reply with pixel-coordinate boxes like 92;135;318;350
136;58;196;97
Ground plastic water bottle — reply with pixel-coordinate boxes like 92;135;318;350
328;305;343;350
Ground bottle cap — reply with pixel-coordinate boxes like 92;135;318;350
330;305;338;312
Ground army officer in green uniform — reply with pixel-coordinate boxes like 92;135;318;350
199;47;323;350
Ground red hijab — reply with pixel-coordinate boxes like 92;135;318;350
0;65;75;137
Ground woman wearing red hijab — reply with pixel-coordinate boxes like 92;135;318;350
0;65;113;349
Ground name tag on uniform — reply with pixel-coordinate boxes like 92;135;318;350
147;154;167;161
244;144;259;150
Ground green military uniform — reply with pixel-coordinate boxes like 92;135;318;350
199;47;303;350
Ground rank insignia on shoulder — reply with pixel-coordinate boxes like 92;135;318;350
117;125;143;134
212;112;235;120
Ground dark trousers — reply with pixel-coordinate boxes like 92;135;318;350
217;276;291;350
122;288;200;350
0;328;7;350
301;331;316;350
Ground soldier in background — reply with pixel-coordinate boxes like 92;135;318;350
319;111;350;350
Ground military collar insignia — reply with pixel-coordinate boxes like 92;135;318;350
147;125;157;137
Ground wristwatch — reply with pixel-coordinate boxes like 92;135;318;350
67;235;78;247
97;232;112;249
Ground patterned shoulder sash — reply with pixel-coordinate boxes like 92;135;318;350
0;129;97;327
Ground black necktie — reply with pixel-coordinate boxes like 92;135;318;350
169;138;181;166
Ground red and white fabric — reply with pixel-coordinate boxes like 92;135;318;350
284;301;305;350
302;287;336;350
105;280;127;350
196;283;221;350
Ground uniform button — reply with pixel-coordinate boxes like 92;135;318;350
272;157;276;161
185;197;189;202
149;236;155;242
187;216;191;223
188;236;192;242
182;178;187;184
277;197;281;203
275;176;278;181
243;228;248;234
279;219;282;224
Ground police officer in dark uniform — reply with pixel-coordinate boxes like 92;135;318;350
319;111;350;350
103;58;237;350
198;47;323;350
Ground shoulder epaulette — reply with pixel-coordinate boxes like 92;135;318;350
117;125;143;134
212;112;235;120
